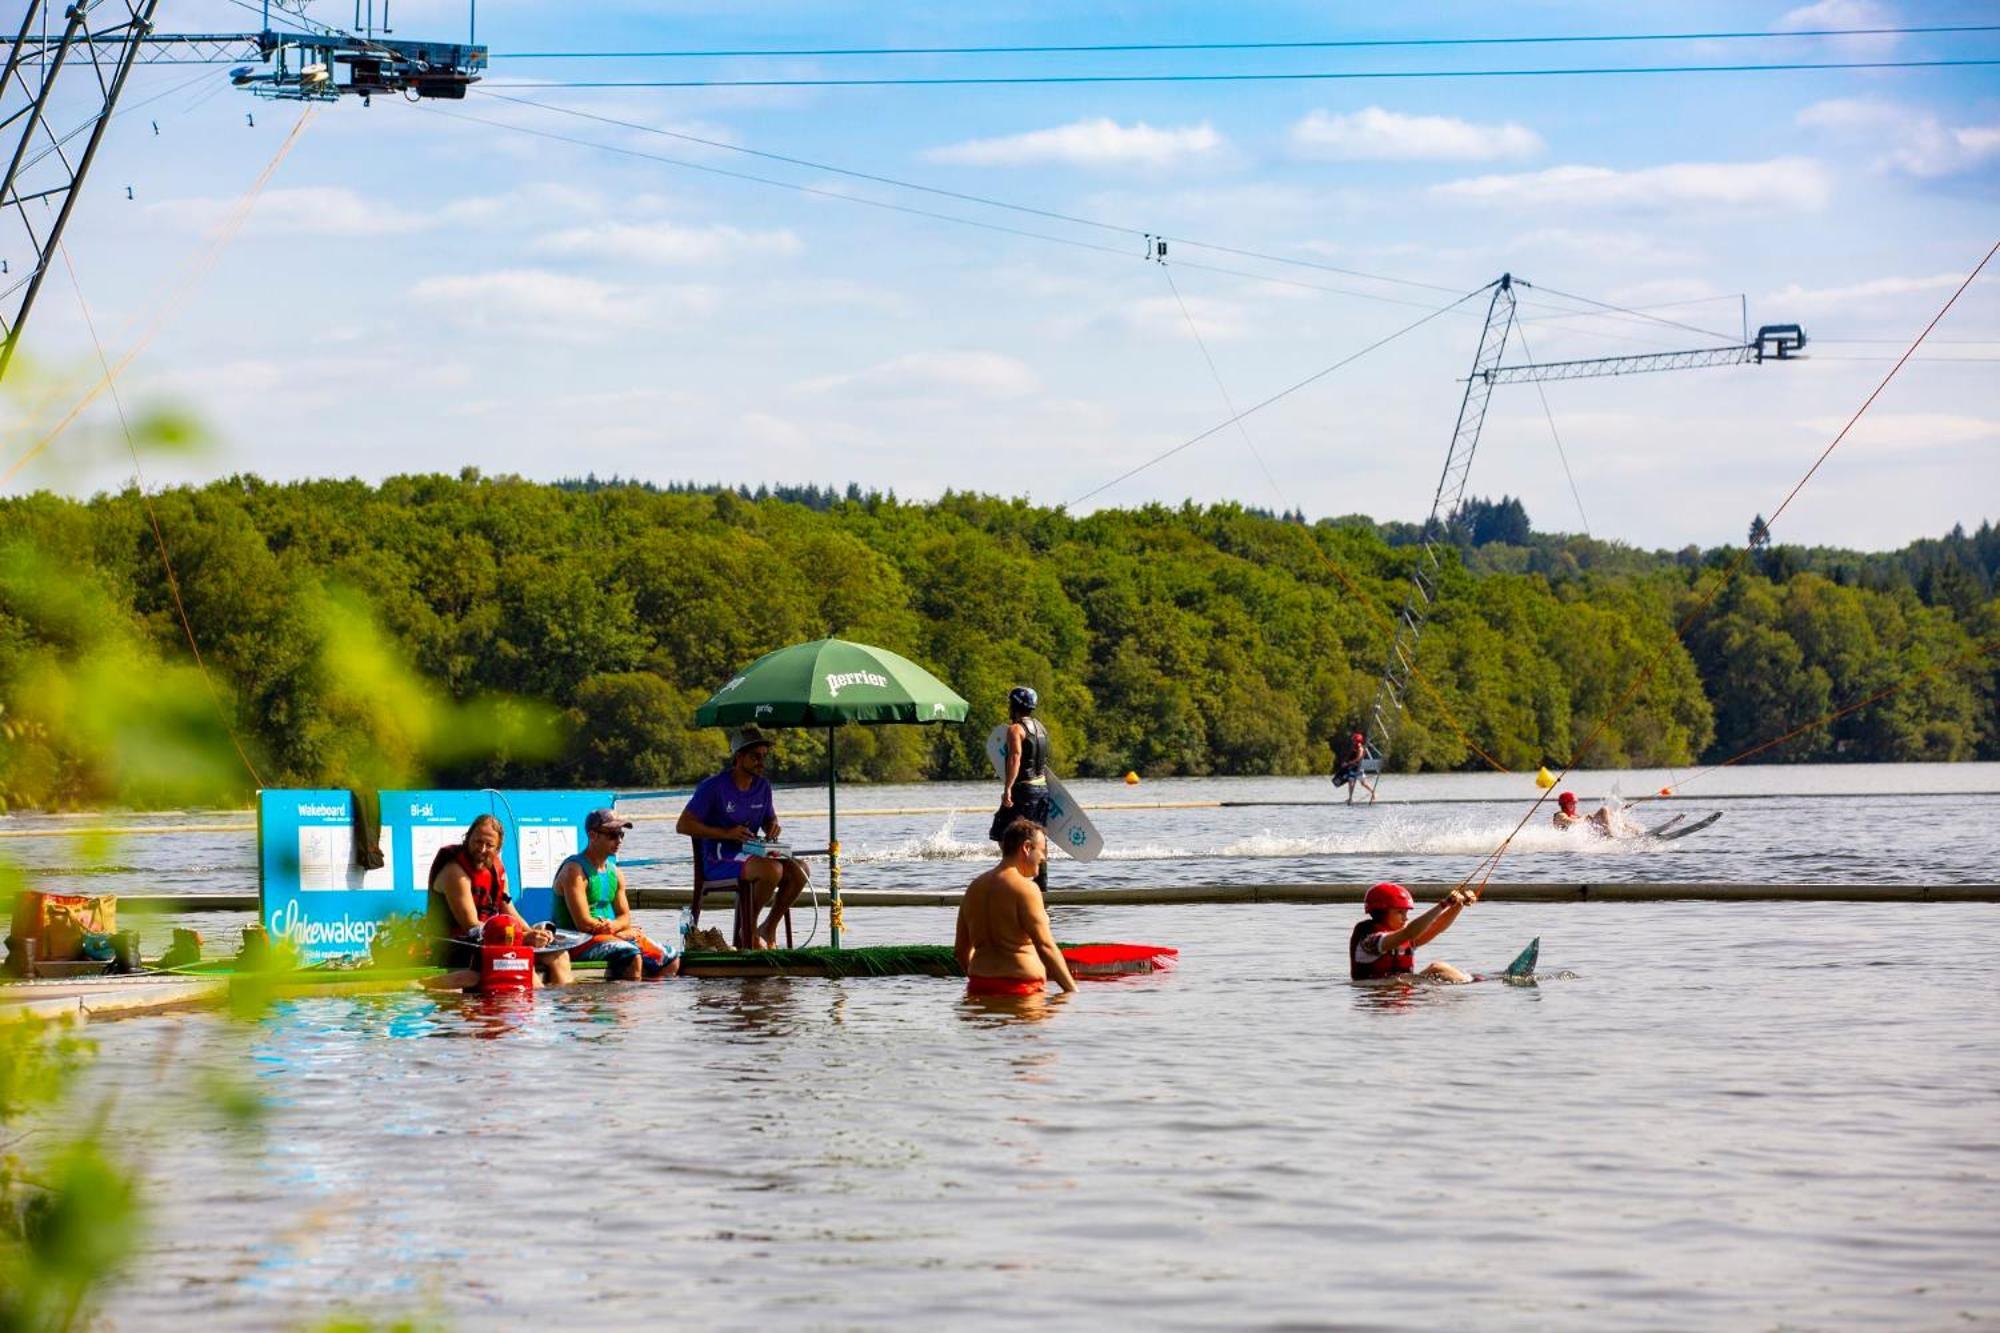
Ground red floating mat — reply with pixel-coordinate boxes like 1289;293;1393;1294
1061;943;1179;978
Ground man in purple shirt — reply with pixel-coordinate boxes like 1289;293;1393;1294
676;724;806;949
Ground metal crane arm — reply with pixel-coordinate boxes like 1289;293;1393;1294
1482;322;1807;385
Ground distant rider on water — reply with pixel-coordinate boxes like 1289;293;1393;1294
992;685;1052;897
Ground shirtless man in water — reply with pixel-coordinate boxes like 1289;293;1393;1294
955;819;1077;997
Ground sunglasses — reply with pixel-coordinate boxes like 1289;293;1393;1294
598;829;627;842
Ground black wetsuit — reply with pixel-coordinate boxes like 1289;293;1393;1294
991;717;1052;895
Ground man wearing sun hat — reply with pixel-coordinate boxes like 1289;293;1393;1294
676;724;805;949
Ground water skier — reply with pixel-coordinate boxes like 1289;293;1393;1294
956;819;1076;998
990;685;1052;896
1350;881;1473;984
1332;728;1377;804
1553;790;1643;838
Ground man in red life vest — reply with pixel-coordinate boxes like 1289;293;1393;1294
425;813;572;986
1349;881;1474;984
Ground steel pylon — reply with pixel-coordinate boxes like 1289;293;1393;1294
0;0;159;382
1358;274;1518;777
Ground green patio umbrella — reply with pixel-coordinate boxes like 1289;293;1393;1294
693;638;969;946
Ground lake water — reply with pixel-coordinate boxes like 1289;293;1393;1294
12;764;2000;1328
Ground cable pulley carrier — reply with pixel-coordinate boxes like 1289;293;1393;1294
1347;274;1805;791
229;30;486;103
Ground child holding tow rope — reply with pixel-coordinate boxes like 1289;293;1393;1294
1349;881;1475;983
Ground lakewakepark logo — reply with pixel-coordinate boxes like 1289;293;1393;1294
267;897;379;951
824;670;887;698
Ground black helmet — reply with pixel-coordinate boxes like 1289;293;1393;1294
1008;685;1039;713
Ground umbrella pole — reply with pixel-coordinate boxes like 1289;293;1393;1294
827;724;841;949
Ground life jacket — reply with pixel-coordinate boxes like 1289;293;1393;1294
1014;718;1049;788
428;844;510;918
1349;918;1413;981
426;844;513;962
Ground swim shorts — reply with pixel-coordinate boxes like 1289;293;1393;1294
569;933;675;977
965;975;1046;997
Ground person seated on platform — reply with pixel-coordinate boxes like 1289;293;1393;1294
1553;790;1642;838
426;812;572;986
1349;881;1473;984
676;724;806;950
553;809;678;980
955;819;1076;998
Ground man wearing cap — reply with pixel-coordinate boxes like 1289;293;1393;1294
677;725;805;949
552;810;680;980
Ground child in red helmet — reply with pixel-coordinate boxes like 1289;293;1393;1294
1349;881;1474;983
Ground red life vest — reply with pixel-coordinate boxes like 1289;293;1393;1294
427;845;510;919
1350;918;1413;980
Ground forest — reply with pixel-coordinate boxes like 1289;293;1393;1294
1;473;1994;807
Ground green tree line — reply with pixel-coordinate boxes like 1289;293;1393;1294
2;474;1994;807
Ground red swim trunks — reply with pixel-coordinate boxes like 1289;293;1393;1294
965;975;1045;997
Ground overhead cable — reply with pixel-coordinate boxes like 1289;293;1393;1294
486;58;2000;90
1066;286;1489;507
467;91;1761;341
489;24;2000;60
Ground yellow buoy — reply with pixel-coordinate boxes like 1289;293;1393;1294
1535;766;1556;789
1124;771;1140;785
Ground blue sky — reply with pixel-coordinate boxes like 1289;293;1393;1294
5;0;1996;549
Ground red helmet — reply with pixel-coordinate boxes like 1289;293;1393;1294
1557;790;1578;810
481;915;521;946
1365;882;1414;914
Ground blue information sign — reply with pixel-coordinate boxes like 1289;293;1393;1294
257;788;612;960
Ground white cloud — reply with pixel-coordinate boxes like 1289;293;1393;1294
1123;295;1250;343
925;118;1224;168
149;186;431;237
1797;99;2000;178
1765;273;1965;312
1509;228;1703;269
793;350;1040;398
409;269;644;337
1290;107;1543;161
536;220;802;265
1776;0;1902;56
1433;158;1831;212
1798;412;2000;452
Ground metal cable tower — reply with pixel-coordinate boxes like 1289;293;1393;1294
0;0;159;381
0;4;485;384
1359;274;1518;776
1349;276;1805;790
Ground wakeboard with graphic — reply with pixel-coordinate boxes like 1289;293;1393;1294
986;725;1104;862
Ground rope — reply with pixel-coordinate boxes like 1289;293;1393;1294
1663;638;2000;788
56;242;267;789
1068;285;1486;507
1457;236;2000;899
1510;324;1591;538
2;104;319;487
